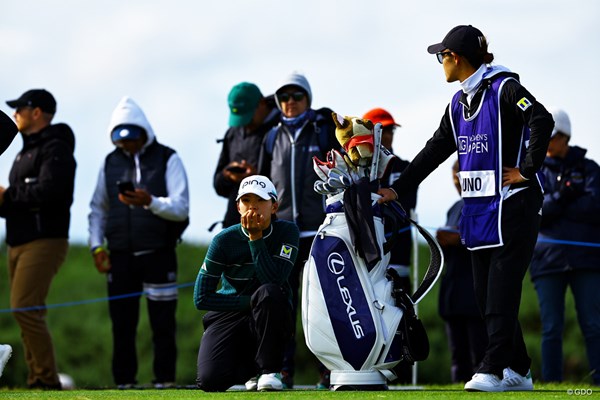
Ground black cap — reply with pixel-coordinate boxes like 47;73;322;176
427;25;485;58
6;89;57;114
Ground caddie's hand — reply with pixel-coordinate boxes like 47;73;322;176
241;210;266;241
118;188;152;207
377;188;398;204
502;167;526;187
0;186;5;207
93;250;111;273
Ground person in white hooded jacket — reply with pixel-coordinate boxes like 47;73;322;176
88;96;190;388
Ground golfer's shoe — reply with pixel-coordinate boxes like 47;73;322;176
502;368;533;391
244;376;258;391
0;344;12;378
257;372;283;391
464;373;503;392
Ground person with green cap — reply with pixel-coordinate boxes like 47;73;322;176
213;82;279;228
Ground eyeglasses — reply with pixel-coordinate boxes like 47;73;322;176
436;51;453;64
278;91;305;103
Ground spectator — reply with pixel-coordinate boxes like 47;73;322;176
257;71;339;389
362;107;417;383
88;96;190;389
530;109;600;385
377;25;554;392
0;89;77;389
195;175;299;392
437;160;487;383
213;82;279;228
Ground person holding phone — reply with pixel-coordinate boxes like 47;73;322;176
88;96;190;389
213;82;280;229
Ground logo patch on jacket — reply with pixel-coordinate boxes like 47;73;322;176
517;97;532;111
280;245;293;259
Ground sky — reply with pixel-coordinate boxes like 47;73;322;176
1;0;599;246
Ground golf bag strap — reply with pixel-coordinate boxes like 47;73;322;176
385;200;444;305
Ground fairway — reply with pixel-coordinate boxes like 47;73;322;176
0;384;594;399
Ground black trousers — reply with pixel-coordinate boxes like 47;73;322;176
107;248;178;385
445;317;488;382
471;188;542;378
196;283;293;392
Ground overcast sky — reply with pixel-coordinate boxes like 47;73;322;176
1;0;598;245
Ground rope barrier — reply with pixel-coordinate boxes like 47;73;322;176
1;231;598;314
0;282;195;314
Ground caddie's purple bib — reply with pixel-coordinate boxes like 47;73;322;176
449;76;530;250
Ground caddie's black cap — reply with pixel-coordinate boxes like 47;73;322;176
6;89;57;114
427;25;485;59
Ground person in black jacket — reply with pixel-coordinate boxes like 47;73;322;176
0;89;76;389
530;109;600;385
362;107;417;384
213;82;279;228
377;25;554;392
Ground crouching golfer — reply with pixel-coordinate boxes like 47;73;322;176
194;175;299;392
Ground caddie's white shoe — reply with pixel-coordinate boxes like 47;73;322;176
464;373;503;392
0;344;13;378
245;376;258;391
502;367;533;391
257;372;283;391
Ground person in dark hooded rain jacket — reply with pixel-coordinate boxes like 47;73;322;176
530;108;600;386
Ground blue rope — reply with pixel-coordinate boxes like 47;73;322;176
387;225;600;248
2;230;598;314
0;282;195;313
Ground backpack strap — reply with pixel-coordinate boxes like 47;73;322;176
264;125;280;157
265;108;335;157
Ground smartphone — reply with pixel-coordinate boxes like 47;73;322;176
226;165;246;173
117;181;135;195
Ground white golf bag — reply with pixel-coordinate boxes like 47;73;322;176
301;118;443;390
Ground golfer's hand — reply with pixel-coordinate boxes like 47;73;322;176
241;210;266;241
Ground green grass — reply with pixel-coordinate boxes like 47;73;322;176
0;241;595;390
0;383;595;399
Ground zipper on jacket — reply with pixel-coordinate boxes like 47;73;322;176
283;127;298;223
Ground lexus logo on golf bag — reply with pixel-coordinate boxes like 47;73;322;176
327;252;365;339
327;253;345;274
